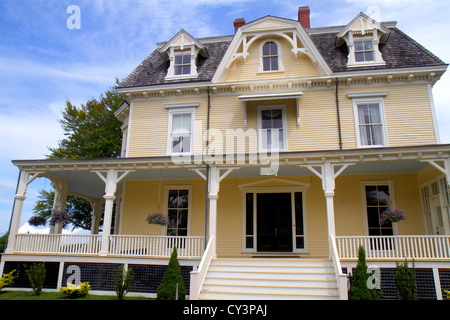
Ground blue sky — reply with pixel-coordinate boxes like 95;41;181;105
1;0;449;235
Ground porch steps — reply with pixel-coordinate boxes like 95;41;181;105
198;258;340;300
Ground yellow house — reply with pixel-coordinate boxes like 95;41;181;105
3;7;450;300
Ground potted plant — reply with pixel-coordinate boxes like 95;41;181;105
48;210;70;227
379;208;406;226
146;212;168;226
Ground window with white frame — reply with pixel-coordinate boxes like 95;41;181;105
259;40;283;72
167;108;194;155
174;54;191;75
257;105;287;152
166;188;190;236
354;39;375;63
353;98;387;147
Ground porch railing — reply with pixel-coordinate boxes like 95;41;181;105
336;235;450;260
108;235;205;258
14;234;204;258
15;234;101;255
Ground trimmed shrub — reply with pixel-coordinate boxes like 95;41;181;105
114;265;134;300
348;246;381;300
157;247;187;300
26;263;46;296
394;259;417;300
60;282;91;298
0;270;16;291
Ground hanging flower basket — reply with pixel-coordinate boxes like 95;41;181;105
48;210;70;227
146;212;168;226
379;208;406;225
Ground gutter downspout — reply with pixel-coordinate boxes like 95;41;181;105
336;78;343;150
204;87;211;249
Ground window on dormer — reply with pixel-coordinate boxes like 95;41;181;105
259;39;283;73
262;42;279;71
174;54;191;75
354;40;374;63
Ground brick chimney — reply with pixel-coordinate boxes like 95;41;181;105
298;6;310;29
234;18;246;33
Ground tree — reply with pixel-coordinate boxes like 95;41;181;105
157;247;187;300
29;81;123;231
394;259;417;300
114;265;135;300
48;82;123;159
348;246;381;300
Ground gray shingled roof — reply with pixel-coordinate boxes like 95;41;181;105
118;27;446;89
118;41;231;89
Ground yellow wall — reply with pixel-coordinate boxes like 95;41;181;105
127;84;436;158
120;172;425;258
224;36;320;83
121;178;206;236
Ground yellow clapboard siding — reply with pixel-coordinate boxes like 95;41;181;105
224;36;320;83
128;98;208;158
121;172;426;257
127;85;436;157
121;179;206;236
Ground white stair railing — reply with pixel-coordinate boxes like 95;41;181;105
190;236;215;300
330;234;348;300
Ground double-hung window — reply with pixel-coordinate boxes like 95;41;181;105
353;98;387;147
167;108;194;155
354;39;375;63
259;39;283;73
258;106;287;152
174;54;191;75
166;188;190;236
262;42;279;71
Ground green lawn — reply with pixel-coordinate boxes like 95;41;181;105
0;290;152;300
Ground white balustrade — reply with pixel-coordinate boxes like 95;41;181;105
15;234;101;255
336;235;450;260
14;234;204;258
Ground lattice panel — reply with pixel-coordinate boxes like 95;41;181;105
61;262;120;291
129;264;193;294
3;261;60;289
351;267;436;300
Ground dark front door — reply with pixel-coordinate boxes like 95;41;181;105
257;193;293;252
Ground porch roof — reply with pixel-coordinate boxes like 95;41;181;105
11;144;450;200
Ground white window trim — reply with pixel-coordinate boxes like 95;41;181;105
360;180;397;236
162;185;192;236
258;39;284;73
257;105;288;153
165;47;199;80
346;34;386;68
166;107;195;156
352;97;388;148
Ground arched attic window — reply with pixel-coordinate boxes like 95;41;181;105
259;39;284;72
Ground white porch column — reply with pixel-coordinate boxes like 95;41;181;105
49;179;69;234
90;198;104;235
95;169;132;256
5;171;42;253
424;158;450;234
304;163;353;238
192;166;236;255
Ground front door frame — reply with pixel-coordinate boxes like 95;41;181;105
239;179;309;254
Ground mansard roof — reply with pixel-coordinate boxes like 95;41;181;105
117;19;446;89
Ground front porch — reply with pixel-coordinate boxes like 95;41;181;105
4;144;450;299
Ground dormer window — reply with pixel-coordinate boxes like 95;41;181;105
259;39;284;73
174;54;191;75
159;29;208;81
354;39;374;63
262;42;279;71
335;12;390;68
